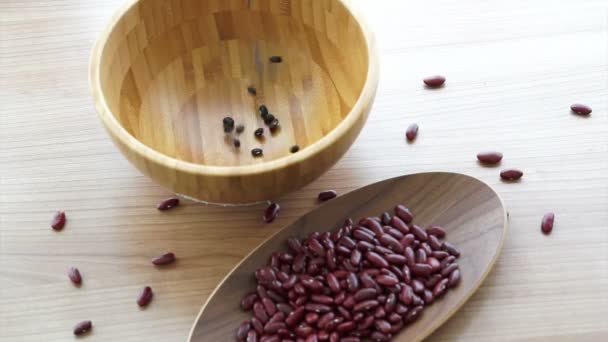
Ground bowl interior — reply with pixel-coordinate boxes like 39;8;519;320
98;0;369;167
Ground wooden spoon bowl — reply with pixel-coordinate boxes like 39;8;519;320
89;0;379;204
189;172;508;341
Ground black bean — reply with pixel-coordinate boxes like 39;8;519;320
264;114;276;125
236;125;245;134
290;145;300;153
269;119;280;131
233;139;241;148
259;105;269;116
269;56;283;63
248;86;257;96
255;128;264;138
252;148;263;157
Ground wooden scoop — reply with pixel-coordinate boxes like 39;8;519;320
189;172;508;341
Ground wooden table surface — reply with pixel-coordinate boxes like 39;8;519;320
1;0;607;341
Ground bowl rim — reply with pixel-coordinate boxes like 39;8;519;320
89;0;379;177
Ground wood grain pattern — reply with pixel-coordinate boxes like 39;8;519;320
189;172;508;341
1;0;607;341
89;0;380;204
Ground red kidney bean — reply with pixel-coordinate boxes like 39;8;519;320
311;295;333;305
242;293;259;311
333;270;349;279
67;267;82;285
353;312;364;322
293;283;306;296
374;306;386;318
385;254;407;265
410;225;428;242
337;320;356;333
374;319;391;334
264;321;286;334
448;269;461;287
415;249;427;263
324;317;343;332
405;123;419;142
390;320;404;333
404;247;415;266
317;330;329;341
326;250;337;270
386;228;404;240
157;197;179;210
427;257;441;273
379;234;404;253
294;324;313;337
305;303;331;313
254;302;270;323
334;291;346;305
441;263;459;277
283;275;298;290
570;103;592;115
277;271;289;283
412;279;425;294
251;317;265;334
317;312;335;329
356;241;375;252
329;332;340;342
400;235;415;250
287;238;304;254
433;278;449;297
423;75;446;87
264;203;280;223
402;265;412;284
350;249;362;266
420;242;433;255
376;275;399;286
394;205;413;223
399;285;413;305
500;169;523;181
342;259;357;272
390;216;410;234
440;255;456;269
285;307;305;327
443;242;461;257
365;252;389;268
353;299;379;312
341;337;361;342
384;293;397;313
269;312;285;324
432;251;449;260
304;334;318;342
428;235;443;251
137;286;153;307
277;303;293;314
423;289;434;304
73;320;92;336
361;218;384;237
377;295;387;304
262;298;277;316
237;321;251;340
318;190;337;202
325;273;339;293
354;288;377;302
309;239;326;257
395;303;409;315
359;273;378;289
353;229;375;243
246;330;258;342
426;225;447;238
425;274;443;289
374;245;394;255
541;212;555;234
342;295;356;309
404;305;424;323
388;312;401;323
477;152;503;165
370;331;390;341
337;306;352;320
411;263;432;277
51;211;66;231
339;236;357;249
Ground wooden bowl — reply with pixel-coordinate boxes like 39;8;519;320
89;0;379;204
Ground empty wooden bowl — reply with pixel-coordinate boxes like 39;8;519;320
189;172;508;341
89;0;379;204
